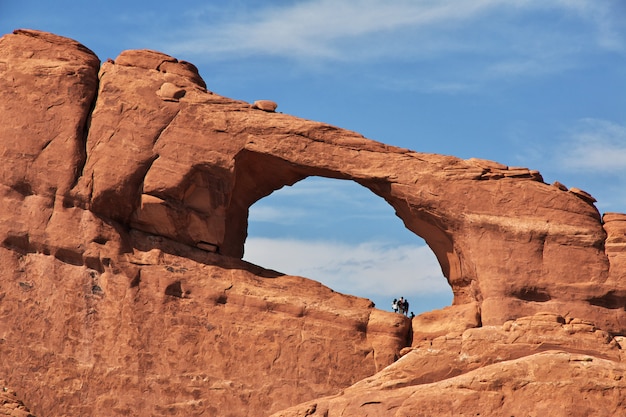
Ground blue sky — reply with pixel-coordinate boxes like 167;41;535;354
3;1;625;314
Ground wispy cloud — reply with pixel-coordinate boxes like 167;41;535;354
558;119;626;173
168;0;494;59
509;117;626;213
243;237;450;298
164;0;624;69
145;0;626;98
248;177;394;226
553;0;626;52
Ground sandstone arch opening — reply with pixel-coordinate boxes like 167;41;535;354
243;176;453;314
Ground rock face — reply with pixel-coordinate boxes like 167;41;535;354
272;314;626;417
0;29;625;416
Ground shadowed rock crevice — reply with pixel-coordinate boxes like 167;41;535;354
511;287;552;302
164;281;185;298
587;291;626;310
53;248;84;267
1;235;34;256
10;181;34;197
70;66;100;193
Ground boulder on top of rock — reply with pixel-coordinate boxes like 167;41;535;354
252;99;278;112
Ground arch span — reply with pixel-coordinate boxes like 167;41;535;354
128;117;617;329
224;149;464;300
226;149;462;265
73;50;622;332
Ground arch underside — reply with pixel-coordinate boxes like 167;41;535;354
226;149;464;302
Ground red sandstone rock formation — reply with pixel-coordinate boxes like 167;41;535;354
272;313;626;416
0;29;625;416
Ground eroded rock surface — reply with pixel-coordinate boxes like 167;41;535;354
272;314;626;417
0;29;625;416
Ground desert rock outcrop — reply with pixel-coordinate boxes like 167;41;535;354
0;29;625;416
273;313;626;417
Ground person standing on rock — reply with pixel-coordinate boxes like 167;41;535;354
398;297;404;314
392;298;399;313
402;299;409;316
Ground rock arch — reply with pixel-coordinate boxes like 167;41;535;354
67;46;623;332
5;29;626;417
214;136;609;320
228;148;460;296
2;30;623;333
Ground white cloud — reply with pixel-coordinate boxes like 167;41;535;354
485;49;577;78
553;0;625;52
165;0;624;64
243;237;450;298
558;119;626;173
509;118;626;214
151;0;626;96
169;0;499;59
248;177;394;227
375;74;479;95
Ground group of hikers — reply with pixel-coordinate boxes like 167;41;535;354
392;297;414;318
